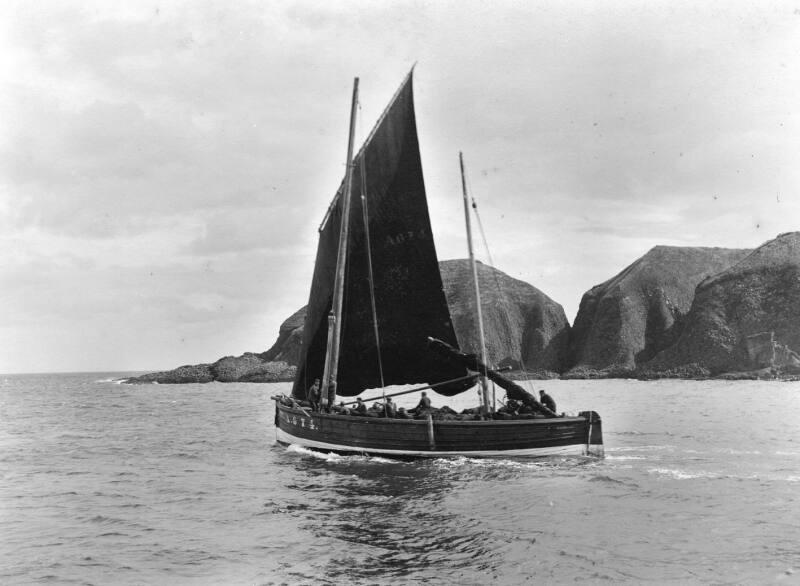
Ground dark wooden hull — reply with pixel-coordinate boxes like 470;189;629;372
274;402;603;458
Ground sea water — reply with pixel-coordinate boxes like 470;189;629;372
1;374;799;585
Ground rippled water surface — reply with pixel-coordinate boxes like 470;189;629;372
2;374;799;584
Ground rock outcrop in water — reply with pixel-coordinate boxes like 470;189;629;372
643;232;800;377
440;259;568;374
126;310;303;384
126;354;297;385
565;246;750;377
126;260;567;384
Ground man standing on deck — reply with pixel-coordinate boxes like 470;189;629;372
384;397;397;418
539;389;556;413
307;378;321;411
325;376;336;412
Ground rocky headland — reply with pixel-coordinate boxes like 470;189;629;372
127;231;800;384
439;260;568;376
641;232;800;379
126;308;306;384
565;245;750;377
126;259;568;384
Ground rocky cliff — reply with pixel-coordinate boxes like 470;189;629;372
566;245;750;376
261;306;305;366
439;259;568;374
643;232;800;376
127;259;567;384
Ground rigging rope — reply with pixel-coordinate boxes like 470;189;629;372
465;174;534;383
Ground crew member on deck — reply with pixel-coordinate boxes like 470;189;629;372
354;397;368;416
385;397;397;418
308;378;321;411
326;376;337;412
498;398;520;417
409;391;432;417
539;389;556;413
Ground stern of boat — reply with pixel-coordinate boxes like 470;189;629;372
579;410;604;458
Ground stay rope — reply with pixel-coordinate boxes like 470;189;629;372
463;172;534;387
357;101;387;399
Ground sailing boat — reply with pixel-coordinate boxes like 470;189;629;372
273;70;603;458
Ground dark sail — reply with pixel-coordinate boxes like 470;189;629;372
292;72;468;398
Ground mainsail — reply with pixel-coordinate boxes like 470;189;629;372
292;72;468;398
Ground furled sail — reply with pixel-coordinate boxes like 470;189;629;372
292;72;469;398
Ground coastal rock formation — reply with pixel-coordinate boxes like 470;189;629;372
439;259;569;374
128;260;567;384
213;354;296;383
261;306;305;366
644;232;800;376
128;233;800;384
127;363;215;384
566;245;750;376
125;310;303;384
126;353;296;385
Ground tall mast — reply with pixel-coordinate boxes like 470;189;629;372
321;78;360;407
459;151;492;415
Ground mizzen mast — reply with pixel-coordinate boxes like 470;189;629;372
321;77;360;408
459;151;493;415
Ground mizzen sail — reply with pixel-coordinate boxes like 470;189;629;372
292;72;468;398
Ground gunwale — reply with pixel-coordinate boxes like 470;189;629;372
274;401;603;458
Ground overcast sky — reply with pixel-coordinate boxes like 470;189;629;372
2;1;799;374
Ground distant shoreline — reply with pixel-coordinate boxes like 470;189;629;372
119;367;800;385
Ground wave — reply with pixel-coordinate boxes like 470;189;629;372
646;467;763;481
432;454;595;472
588;474;628;485
284;444;396;464
87;515;126;524
647;467;718;480
608;445;674;452
610;431;663;436
690;447;762;455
